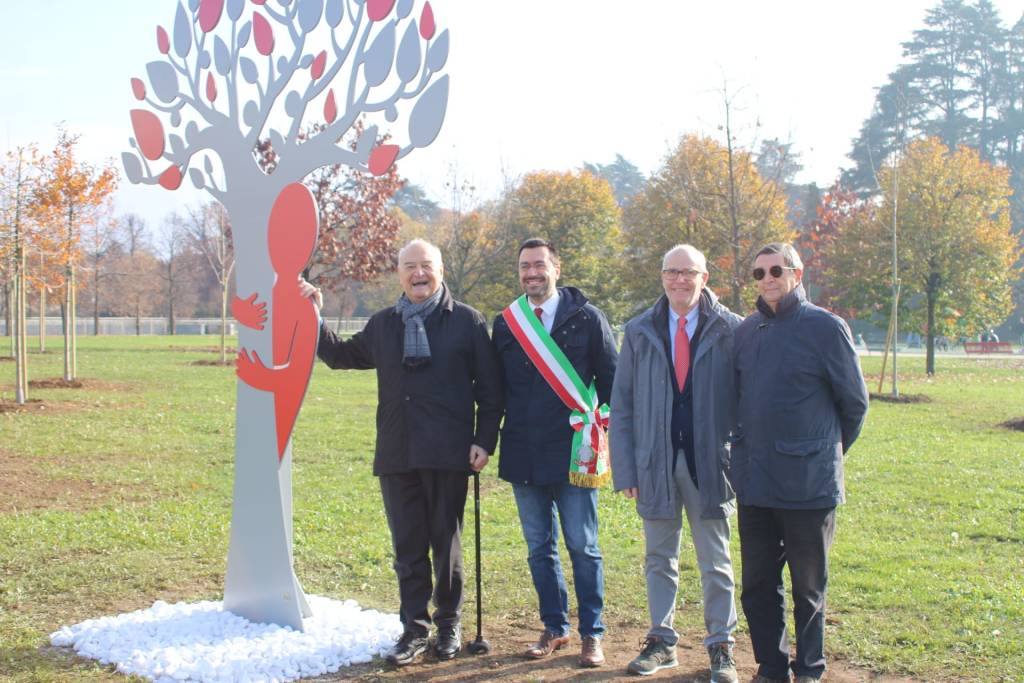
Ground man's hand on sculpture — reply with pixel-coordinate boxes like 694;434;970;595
469;445;490;472
298;278;323;311
620;487;638;499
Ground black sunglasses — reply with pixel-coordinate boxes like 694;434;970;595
752;265;797;281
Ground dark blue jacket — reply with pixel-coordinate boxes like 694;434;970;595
731;285;869;509
317;286;504;476
493;287;618;486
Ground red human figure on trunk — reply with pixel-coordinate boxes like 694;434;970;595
233;183;320;461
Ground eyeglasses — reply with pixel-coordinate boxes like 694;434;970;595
661;268;704;280
752;265;797;281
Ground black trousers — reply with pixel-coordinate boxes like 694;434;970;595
738;505;836;681
379;469;468;636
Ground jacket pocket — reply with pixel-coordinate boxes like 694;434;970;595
764;437;836;502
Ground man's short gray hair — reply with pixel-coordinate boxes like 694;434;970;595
398;238;443;266
754;242;803;270
662;244;707;272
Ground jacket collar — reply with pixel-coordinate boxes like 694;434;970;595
756;282;805;319
392;282;454;316
550;286;589;330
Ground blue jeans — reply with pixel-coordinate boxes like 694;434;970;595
512;482;605;638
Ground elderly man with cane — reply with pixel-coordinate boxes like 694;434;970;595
301;239;503;666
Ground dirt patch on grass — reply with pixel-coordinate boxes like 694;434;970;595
0;398;81;415
0;450;145;514
1000;417;1024;432
29;377;84;389
322;620;921;682
175;345;238;354
869;392;932;404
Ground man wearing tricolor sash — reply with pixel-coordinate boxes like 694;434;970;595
609;244;741;683
492;238;618;668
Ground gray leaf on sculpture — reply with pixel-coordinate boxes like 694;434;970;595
325;0;344;27
122;152;142;184
428;29;449;72
364;21;396;87
237;21;252;48
214;36;231;76
174;2;192;58
227;0;245;21
298;0;323;32
240;57;259;84
396;21;421;83
190;167;205;189
397;0;414;19
147;61;179;103
409;74;448;148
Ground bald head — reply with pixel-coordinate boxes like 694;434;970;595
662;244;707;272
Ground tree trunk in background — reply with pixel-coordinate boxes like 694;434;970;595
39;287;46;353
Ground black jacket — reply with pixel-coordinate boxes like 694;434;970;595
732;284;869;508
317;286;504;476
492;287;618;486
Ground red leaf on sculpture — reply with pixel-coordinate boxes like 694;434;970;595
253;12;274;55
324;89;337;123
368;144;399;176
420;2;435;39
311;50;327;79
159;165;183;190
131;78;147;101
130;109;165;161
206;73;218;102
199;0;224;33
157;26;170;54
367;0;395;21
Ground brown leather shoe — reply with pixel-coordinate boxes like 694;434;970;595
524;629;570;659
579;635;605;667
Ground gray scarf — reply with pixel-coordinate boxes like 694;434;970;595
395;284;444;367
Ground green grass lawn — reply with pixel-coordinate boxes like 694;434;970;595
0;337;1022;682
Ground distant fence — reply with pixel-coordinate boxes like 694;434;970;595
0;317;369;336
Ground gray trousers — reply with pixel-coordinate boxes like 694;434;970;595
643;453;737;648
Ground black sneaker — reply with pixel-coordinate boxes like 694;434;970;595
385;631;429;666
708;642;738;683
435;623;462;660
627;636;678;676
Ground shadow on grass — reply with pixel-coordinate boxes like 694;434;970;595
999;416;1024;431
869;392;932;404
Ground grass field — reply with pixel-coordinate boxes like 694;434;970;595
0;336;1022;682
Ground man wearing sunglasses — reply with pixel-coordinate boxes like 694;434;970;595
609;244;741;683
732;243;869;683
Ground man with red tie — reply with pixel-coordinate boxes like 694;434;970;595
609;244;741;682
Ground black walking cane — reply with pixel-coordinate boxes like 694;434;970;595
467;471;491;654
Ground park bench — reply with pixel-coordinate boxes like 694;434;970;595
964;341;1014;354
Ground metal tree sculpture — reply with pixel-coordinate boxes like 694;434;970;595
123;0;449;630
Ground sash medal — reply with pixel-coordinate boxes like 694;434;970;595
502;295;611;488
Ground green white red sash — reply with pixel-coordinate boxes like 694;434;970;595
502;295;611;488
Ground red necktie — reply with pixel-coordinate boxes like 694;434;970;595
674;317;690;390
535;307;544;323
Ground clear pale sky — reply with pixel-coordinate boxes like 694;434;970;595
3;1;1022;231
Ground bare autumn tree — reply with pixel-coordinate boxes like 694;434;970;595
120;0;450;627
118;214;160;335
81;215;120;336
186;201;234;361
34;129;118;381
157;213;195;336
